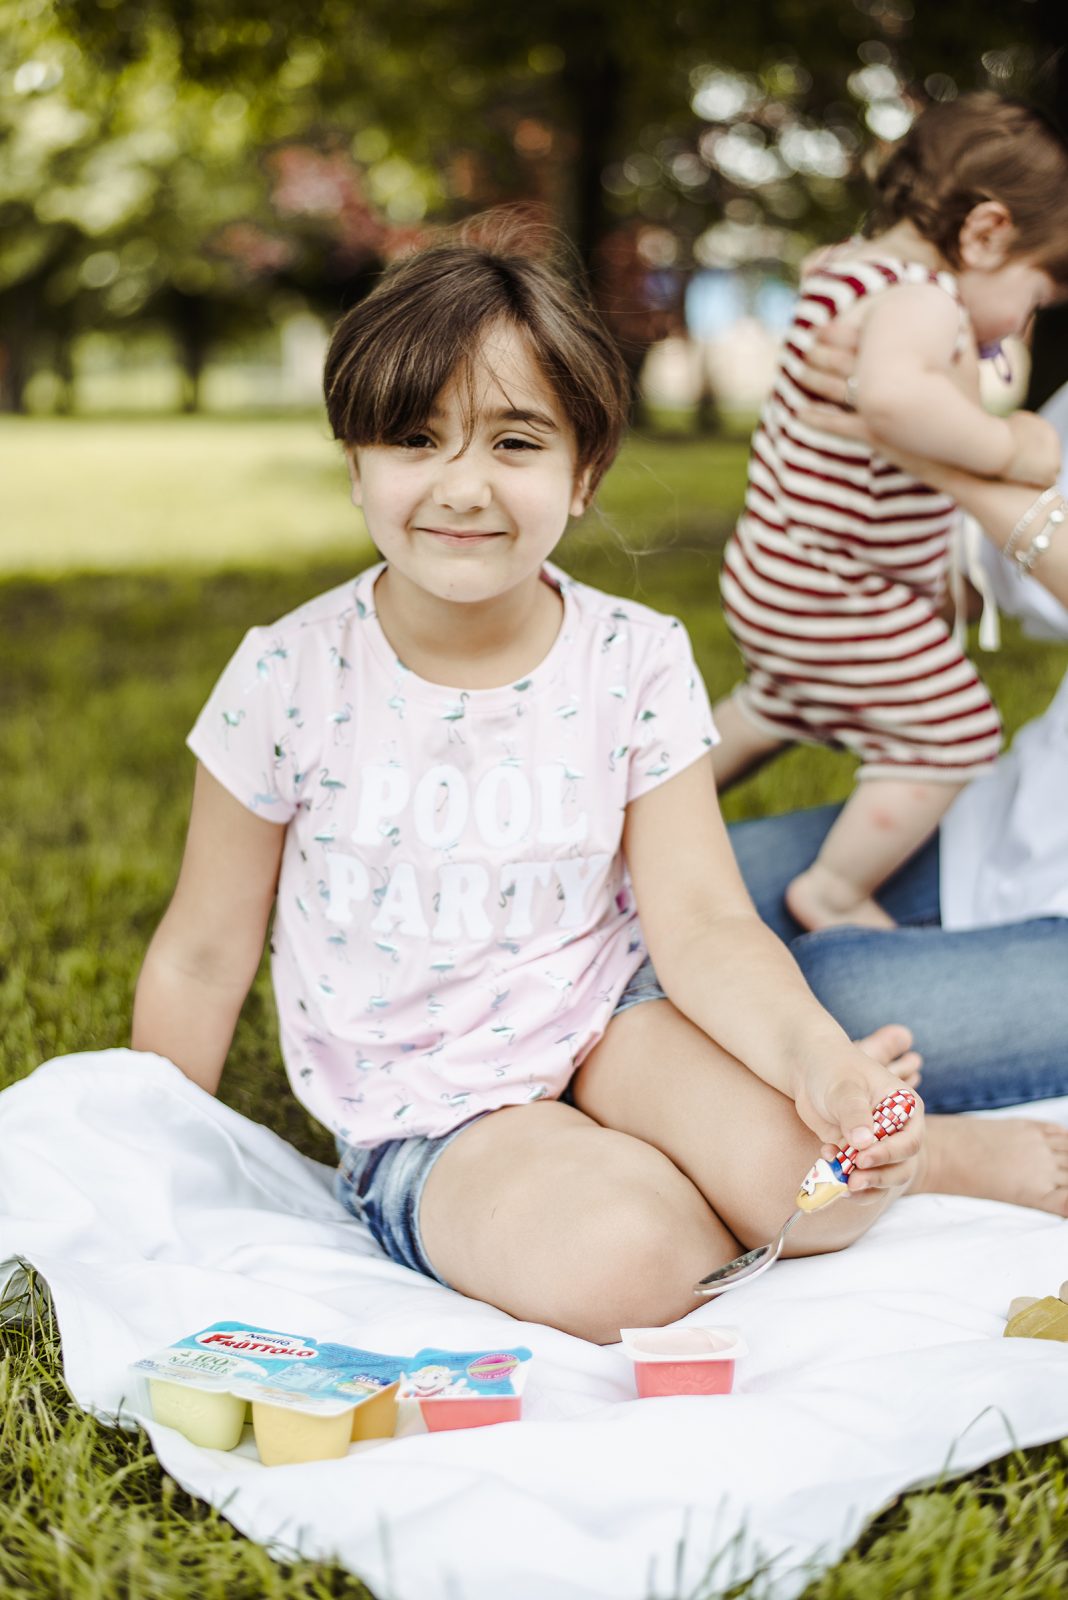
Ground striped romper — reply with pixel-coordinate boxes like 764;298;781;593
721;255;1002;783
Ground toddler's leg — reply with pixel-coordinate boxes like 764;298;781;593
710;694;787;789
785;778;964;932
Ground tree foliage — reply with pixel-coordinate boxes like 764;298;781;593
3;0;1062;410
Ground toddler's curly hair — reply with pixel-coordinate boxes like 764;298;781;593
869;92;1068;284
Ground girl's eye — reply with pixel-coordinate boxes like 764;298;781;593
497;436;541;452
397;433;433;449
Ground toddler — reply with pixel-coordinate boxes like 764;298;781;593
133;217;1068;1344
713;94;1067;931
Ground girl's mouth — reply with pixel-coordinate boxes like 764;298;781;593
420;528;505;547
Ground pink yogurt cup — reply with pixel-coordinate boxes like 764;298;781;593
419;1394;522;1432
620;1326;746;1397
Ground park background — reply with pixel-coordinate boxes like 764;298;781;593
3;1;1068;1596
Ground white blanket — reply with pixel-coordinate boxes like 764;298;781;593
2;1050;1067;1600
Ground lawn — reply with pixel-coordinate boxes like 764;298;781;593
2;414;1067;1599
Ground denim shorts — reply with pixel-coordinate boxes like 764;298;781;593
334;956;667;1286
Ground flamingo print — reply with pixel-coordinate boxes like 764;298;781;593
317;770;346;808
221;709;244;748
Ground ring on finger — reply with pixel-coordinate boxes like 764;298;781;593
845;373;859;410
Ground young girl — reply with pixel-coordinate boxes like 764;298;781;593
132;221;1068;1345
713;94;1067;933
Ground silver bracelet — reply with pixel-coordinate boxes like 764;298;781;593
1003;486;1059;563
1016;501;1066;576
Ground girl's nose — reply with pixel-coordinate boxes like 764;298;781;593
431;455;492;513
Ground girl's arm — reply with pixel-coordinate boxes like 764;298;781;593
622;755;923;1189
852;283;1055;482
131;763;286;1095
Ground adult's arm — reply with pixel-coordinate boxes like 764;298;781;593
912;466;1068;610
796;325;1068;609
131;763;286;1095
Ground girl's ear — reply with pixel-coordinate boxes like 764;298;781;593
343;446;363;508
959;200;1016;270
570;466;594;519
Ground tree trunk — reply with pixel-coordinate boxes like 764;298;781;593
169;290;210;413
0;284;38;414
561;45;623;291
52;322;76;415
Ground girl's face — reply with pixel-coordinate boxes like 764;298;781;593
346;323;590;609
959;256;1057;348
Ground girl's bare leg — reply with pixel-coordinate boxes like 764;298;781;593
576;1000;1068;1235
419;1010;912;1343
786;778;965;932
710;695;787;790
420;1099;733;1342
420;1000;1068;1342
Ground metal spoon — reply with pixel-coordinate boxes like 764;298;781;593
693;1089;916;1298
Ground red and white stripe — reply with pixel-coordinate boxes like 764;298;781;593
723;257;1001;780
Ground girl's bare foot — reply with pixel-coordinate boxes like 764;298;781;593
857;1021;922;1089
786;866;897;932
921;1115;1068;1217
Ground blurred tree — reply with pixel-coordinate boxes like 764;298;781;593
0;7;275;410
6;0;1060;410
53;0;1052;260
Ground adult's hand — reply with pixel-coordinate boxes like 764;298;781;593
796;360;1068;613
800;320;1061;488
800;319;861;408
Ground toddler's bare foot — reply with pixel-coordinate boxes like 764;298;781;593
786;866;897;932
921;1115;1068;1217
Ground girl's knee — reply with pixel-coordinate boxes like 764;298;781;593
555;1156;730;1341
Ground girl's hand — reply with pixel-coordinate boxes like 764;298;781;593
793;1025;926;1195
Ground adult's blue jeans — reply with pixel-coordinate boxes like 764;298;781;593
727;805;1068;1112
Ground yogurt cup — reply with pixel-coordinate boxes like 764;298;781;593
252;1399;356;1467
620;1325;746;1397
148;1379;247;1451
135;1325;532;1456
134;1322;406;1463
397;1346;532;1432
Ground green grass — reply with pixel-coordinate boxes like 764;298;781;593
2;415;1067;1599
0;414;750;574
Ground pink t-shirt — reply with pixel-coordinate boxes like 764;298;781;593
188;561;717;1146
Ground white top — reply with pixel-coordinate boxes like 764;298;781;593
188;561;717;1146
939;382;1068;928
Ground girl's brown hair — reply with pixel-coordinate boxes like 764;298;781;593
870;92;1068;284
323;211;631;496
